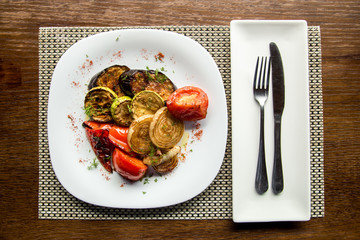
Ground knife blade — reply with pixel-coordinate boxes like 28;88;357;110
270;42;284;194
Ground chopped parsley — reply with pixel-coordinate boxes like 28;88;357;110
88;158;99;170
144;66;168;83
127;104;132;113
143;178;150;184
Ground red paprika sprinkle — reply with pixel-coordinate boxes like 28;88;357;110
155;52;164;62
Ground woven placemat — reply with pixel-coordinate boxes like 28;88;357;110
38;26;324;219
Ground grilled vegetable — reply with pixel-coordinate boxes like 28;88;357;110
119;70;146;97
131;90;164;119
112;147;147;181
143;145;180;166
145;70;176;100
166;86;209;121
83;121;134;155
119;69;176;99
84;87;117;122
127;114;154;154
149;107;184;149
84;128;113;173
153;155;179;173
88;65;130;97
111;96;133;126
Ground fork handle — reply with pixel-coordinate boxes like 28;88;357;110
272;119;284;194
255;106;268;194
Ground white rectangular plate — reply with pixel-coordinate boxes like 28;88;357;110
231;20;311;222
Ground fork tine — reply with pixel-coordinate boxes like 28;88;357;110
262;57;267;89
253;56;260;90
258;57;264;89
266;57;271;89
254;56;270;90
255;57;263;89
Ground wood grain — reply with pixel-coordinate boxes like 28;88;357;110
1;0;359;239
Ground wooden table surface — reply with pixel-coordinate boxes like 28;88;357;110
1;0;359;239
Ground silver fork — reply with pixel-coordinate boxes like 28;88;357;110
253;56;271;194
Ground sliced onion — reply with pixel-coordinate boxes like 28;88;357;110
127;114;153;154
149;107;184;149
143;146;181;166
153;155;179;173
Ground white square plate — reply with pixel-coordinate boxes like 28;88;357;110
48;29;228;208
231;20;311;222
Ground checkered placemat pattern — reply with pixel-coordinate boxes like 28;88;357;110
38;26;324;219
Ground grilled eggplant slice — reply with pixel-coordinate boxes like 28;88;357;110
149;107;184;149
111;96;133;126
84;87;117;122
145;70;176;100
89;65;130;97
119;70;146;97
131;90;164;119
119;69;176;100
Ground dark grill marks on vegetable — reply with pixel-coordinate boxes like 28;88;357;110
88;65;130;97
119;69;175;100
85;128;113;173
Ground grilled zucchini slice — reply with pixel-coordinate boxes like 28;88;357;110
84;87;117;122
89;65;130;97
131;90;164;119
111;96;133;126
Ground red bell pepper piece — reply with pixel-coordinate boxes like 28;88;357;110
112;147;147;181
84;128;113;173
83;121;112;130
107;127;133;154
83;121;133;154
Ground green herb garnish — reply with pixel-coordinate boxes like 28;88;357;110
127;104;132;113
83;105;94;117
88;158;99;170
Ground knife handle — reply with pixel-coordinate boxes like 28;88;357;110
255;105;268;194
272;119;284;194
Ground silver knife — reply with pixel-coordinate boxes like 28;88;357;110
270;42;284;194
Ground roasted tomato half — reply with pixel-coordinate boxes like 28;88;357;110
166;86;209;121
112;147;147;181
84;128;113;173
